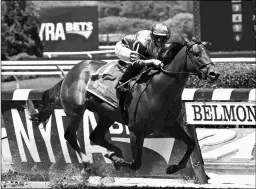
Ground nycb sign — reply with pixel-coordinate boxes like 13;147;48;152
38;6;98;52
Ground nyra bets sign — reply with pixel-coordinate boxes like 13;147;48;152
38;6;99;52
185;102;256;125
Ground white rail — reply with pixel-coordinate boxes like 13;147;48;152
44;49;115;58
1;60;116;75
211;57;255;62
1;57;255;76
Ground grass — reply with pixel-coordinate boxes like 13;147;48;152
1;77;62;91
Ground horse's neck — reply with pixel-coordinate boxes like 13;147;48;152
149;46;188;103
166;46;187;72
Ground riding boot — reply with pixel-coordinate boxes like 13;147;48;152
117;64;143;124
119;90;129;124
118;65;134;91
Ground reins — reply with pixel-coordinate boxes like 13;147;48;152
160;42;213;78
116;66;154;89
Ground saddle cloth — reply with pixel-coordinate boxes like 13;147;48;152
86;61;127;108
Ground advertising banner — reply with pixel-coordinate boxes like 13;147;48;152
1;102;195;178
185;102;256;125
2;100;255;179
38;6;99;52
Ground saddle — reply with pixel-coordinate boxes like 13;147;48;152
86;60;129;108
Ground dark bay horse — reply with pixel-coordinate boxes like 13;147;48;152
28;38;219;184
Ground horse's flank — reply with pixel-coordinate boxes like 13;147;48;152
59;60;106;116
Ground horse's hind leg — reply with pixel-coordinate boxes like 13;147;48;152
166;122;195;174
64;115;83;152
64;113;91;174
89;114;124;164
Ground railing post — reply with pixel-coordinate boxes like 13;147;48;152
13;75;20;89
56;65;65;78
86;53;92;59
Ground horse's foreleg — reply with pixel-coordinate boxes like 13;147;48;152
166;123;195;174
89;115;123;160
185;125;210;184
129;131;145;170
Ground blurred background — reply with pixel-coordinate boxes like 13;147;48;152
1;0;256;89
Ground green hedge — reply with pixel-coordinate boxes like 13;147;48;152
1;1;43;60
99;13;194;40
185;63;256;88
99;16;157;34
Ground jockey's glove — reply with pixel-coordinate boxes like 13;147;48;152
151;59;162;68
129;51;141;62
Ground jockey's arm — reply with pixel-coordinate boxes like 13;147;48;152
138;59;162;68
115;34;137;63
115;32;163;68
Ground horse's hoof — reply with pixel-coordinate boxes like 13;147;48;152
130;162;140;170
110;155;132;168
166;165;180;174
81;165;91;178
122;161;132;168
104;151;116;159
113;162;121;170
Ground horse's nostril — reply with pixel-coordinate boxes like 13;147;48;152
209;72;220;80
209;72;216;76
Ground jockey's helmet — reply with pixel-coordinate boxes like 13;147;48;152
151;23;171;44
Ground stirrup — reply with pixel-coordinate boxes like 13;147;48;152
122;111;129;125
117;81;123;88
118;82;129;92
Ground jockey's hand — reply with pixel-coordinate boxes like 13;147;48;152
130;51;141;62
151;59;162;68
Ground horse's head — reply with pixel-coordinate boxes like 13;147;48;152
184;37;220;81
160;37;220;81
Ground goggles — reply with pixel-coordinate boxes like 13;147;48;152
153;35;169;43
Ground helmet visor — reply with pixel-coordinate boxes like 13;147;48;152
153;35;169;43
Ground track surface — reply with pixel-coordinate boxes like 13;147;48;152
1;174;255;188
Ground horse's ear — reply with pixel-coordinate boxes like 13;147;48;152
192;37;198;42
184;37;189;44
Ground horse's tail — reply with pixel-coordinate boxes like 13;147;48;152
27;80;63;127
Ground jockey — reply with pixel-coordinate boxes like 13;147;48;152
115;23;171;121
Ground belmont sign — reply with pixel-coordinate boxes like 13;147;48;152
185;102;256;125
38;6;99;52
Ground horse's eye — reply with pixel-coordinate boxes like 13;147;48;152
192;46;200;57
193;51;200;57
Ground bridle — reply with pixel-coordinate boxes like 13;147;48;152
160;41;214;78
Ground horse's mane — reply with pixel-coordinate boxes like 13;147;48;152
159;39;186;65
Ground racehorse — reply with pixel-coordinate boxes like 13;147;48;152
27;37;219;183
